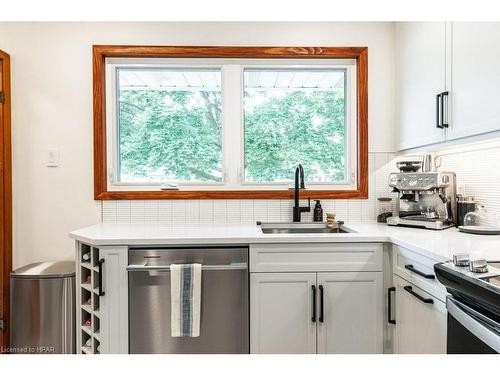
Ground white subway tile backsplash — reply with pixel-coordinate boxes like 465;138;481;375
102;201;116;221
130;200;145;224
240;200;255;224
253;200;268;223
158;200;172;226
144;200;159;224
101;152;398;225
171;200;187;225
267;200;281;222
348;200;362;223
279;199;293;222
116;201;131;224
199;200;214;225
226;200;242;224
437;142;500;221
362;198;376;223
213;200;227;225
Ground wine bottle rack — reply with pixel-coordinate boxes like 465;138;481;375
76;243;102;354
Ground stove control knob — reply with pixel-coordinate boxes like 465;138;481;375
469;259;488;273
453;253;470;267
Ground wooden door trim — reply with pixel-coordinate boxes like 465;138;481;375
93;45;368;200
0;49;12;351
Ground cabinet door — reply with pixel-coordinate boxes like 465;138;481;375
250;273;316;354
397;22;447;150
448;22;500;140
393;275;446;354
317;272;383;354
99;246;129;354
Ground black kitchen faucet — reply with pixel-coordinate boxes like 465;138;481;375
292;163;311;222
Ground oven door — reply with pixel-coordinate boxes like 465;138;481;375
446;297;500;354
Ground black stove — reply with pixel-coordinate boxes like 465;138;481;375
434;256;500;353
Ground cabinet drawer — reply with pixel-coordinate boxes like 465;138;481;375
393;274;447;354
393;245;446;302
250;243;383;273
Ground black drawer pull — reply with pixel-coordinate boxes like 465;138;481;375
311;285;316;323
98;258;105;296
319;285;324;323
405;264;435;279
403;285;433;304
388;287;396;324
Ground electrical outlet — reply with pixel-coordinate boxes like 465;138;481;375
47;148;59;167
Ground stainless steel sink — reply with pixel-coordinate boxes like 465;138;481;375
258;222;354;234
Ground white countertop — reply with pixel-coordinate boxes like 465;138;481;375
69;222;500;262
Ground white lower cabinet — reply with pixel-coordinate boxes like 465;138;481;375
317;272;383;354
76;243;128;354
99;246;129;354
250;271;383;354
250;273;317;354
393;275;447;354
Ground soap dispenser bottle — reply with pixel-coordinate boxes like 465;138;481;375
313;200;323;222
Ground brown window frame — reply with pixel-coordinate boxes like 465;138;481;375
93;45;368;200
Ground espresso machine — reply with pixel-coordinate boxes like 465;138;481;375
387;160;456;230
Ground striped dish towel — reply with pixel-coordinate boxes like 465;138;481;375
170;263;202;337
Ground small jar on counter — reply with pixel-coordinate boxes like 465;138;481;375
377;197;393;223
456;195;475;227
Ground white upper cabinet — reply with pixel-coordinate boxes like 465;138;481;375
448;22;500;140
397;22;447;150
397;22;500;150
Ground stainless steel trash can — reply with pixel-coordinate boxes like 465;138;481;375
10;261;76;354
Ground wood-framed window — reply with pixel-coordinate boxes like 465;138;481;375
93;45;368;200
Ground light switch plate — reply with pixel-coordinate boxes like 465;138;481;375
47;148;59;167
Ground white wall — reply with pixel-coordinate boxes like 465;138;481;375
0;22;396;267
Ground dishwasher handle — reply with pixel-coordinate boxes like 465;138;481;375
127;263;248;272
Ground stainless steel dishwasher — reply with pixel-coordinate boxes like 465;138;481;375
128;246;249;354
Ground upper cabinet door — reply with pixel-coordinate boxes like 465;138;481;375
250;272;317;354
397;22;447;150
316;272;383;354
448;22;500;140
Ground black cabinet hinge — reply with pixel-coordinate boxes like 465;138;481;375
0;91;5;104
0;317;5;331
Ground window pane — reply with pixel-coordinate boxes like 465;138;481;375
243;68;346;183
117;68;223;183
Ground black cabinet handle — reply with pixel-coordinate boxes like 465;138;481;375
405;264;435;279
311;285;316;323
319;285;324;323
388;287;396;324
98;258;105;297
436;91;449;129
436;93;443;128
403;285;433;304
441;91;449;128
